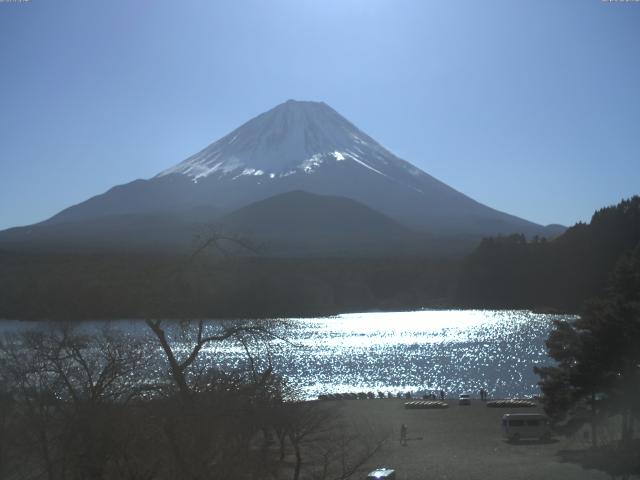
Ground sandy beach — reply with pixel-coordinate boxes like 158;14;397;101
327;398;611;480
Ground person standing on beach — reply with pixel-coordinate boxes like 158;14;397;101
440;389;445;401
400;423;408;446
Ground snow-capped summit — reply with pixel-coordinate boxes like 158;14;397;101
156;99;419;185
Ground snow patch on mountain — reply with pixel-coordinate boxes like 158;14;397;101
155;100;422;185
344;152;387;177
300;154;324;173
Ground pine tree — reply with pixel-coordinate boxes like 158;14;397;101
535;244;640;447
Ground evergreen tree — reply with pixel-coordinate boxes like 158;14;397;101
535;244;640;447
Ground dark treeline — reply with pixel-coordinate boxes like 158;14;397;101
456;196;640;311
1;196;639;320
0;251;458;320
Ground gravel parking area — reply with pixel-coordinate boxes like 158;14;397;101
336;398;611;480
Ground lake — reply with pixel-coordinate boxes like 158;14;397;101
0;310;572;399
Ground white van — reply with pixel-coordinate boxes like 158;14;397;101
501;413;551;442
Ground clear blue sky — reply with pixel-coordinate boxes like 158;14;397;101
1;0;638;230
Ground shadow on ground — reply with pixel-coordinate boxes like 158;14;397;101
503;438;559;446
557;441;640;480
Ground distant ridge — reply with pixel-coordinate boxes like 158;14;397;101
213;190;425;256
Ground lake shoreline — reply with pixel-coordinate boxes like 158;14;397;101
0;306;580;323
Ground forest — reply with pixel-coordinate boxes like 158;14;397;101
0;196;638;320
0;252;457;320
455;196;640;311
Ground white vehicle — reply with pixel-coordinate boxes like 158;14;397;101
458;393;471;405
366;468;396;479
501;413;551;442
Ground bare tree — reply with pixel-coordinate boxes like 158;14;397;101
0;326;152;480
266;400;389;480
308;416;388;480
0;378;15;479
144;318;280;403
284;402;335;480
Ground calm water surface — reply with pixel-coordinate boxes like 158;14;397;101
1;310;573;399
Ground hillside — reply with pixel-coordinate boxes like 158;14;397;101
455;196;640;310
213;190;426;256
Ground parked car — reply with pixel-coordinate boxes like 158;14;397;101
366;468;396;479
458;393;471;405
501;413;551;442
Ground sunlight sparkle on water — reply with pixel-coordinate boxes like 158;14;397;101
204;310;573;399
0;310;574;400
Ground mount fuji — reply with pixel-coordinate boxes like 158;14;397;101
0;100;563;255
